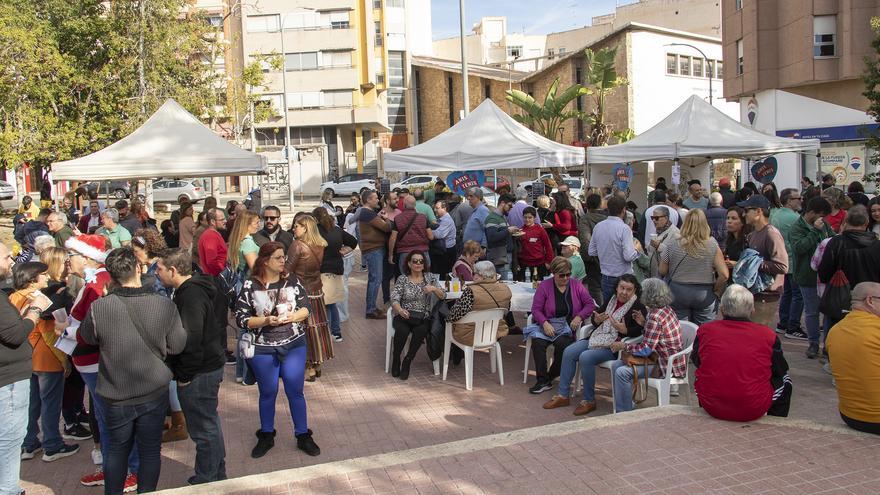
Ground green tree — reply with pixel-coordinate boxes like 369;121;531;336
863;17;880;191
505;78;590;182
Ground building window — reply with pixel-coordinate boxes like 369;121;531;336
666;53;677;74
286;92;322;109
484;83;491;99
507;46;522;58
246;14;279;33
736;39;744;75
323;50;353;68
558;47;566;55
716;60;724;78
285;52;318;71
813;15;836;57
679;55;691;76
547;48;555;60
387;51;405;88
373;0;382;8
447;76;454;127
375;21;383;46
323;90;353;108
387;0;404;7
735;0;742;10
290;127;323;145
692;58;703;78
255;128;284;147
256;94;283;113
387;89;406;133
324;11;350;29
206;15;223;27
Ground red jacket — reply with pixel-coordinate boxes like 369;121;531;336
553;209;577;238
693;318;785;422
518;224;554;267
71;269;111;370
77;214;103;234
198;228;228;276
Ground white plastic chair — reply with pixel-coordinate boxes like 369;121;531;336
442;308;506;390
572;325;643;413
646;320;697;407
385;307;440;376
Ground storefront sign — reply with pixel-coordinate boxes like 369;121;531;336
750;157;778;184
446;170;485;195
776;124;879;142
820;145;865;184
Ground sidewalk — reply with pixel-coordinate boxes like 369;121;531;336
18;266;864;494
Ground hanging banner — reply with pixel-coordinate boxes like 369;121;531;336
445;170;486;195
820;145;866;185
612;163;634;191
671;163;681;185
750;156;778;184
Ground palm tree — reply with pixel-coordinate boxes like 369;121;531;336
505;78;590;183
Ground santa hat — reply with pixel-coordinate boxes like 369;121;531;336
65;234;109;263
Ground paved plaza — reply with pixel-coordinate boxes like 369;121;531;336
18;268;877;494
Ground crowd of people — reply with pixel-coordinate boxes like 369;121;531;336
2;172;880;494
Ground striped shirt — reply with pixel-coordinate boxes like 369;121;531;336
661;236;718;285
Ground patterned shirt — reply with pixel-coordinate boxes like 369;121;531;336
625;306;685;378
390;273;442;314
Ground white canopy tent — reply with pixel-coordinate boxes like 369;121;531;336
587;95;821;166
52;99;267;180
384;99;584;172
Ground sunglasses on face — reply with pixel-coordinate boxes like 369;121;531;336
263;216;279;221
410;258;425;265
555;272;571;278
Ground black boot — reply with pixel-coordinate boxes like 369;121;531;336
391;355;401;377
251;429;276;458
399;357;412;380
296;429;321;456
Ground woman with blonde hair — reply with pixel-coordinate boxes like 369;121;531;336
660;208;729;324
228;210;261;276
177;202;196;251
286;215;333;380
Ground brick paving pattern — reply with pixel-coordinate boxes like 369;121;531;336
17;265;876;494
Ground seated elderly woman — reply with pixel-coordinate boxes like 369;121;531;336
446;261;512;361
693;284;791;422
543;273;646;415
453;240;482;281
609;278;684;413
525;257;596;395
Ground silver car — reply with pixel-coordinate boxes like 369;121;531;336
0;180;14;200
151;178;207;203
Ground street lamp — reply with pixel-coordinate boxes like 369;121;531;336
665;42;713;106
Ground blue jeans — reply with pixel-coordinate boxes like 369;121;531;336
611;360;656;413
103;393;168;494
24;371;65;453
557;340;616;402
0;379;29;495
800;285;821;345
779;275;804;331
601;275;620;305
177;368;226;484
327;304;341;338
363;248;385;315
81;372;139;474
249;344;308;435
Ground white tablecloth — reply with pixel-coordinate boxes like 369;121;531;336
445;282;535;312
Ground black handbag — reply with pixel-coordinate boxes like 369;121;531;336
425;295;447;361
819;241;851;321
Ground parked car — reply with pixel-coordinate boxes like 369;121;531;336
480;187;498;208
319;174;376;196
550;177;586;199
391;175;439;191
517;173;573;192
82;180;132;199
0;180;14;200
151;178;207;203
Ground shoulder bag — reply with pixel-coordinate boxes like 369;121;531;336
119;296;171;370
819;240;851;321
621;349;660;403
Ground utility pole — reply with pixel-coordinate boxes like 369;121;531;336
277;14;294;210
459;0;469;116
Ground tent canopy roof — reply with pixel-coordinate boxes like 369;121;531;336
383;99;584;172
587;95;821;166
52;99;267;181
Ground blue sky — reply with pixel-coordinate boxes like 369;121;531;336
431;0;625;40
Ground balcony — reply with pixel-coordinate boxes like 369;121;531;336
261;67;359;93
244;27;357;55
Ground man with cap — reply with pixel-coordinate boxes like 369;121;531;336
560;236;586;282
683;180;709;210
718;177;736;209
740;195;788;292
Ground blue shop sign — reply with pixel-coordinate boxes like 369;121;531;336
776;123;880;142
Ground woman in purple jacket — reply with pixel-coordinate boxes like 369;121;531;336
542;274;647;415
526;257;597;394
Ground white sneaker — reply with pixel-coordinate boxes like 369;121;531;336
91;447;103;465
669;384;680;397
235;377;243;383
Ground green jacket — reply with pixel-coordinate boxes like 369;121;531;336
770;207;800;274
790;216;834;287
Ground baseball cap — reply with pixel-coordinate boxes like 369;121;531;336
737;195;771;210
560;236;581;248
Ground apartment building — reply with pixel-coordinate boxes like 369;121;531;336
414;23;738;208
432;0;722;72
232;0;430;194
722;0;880;191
